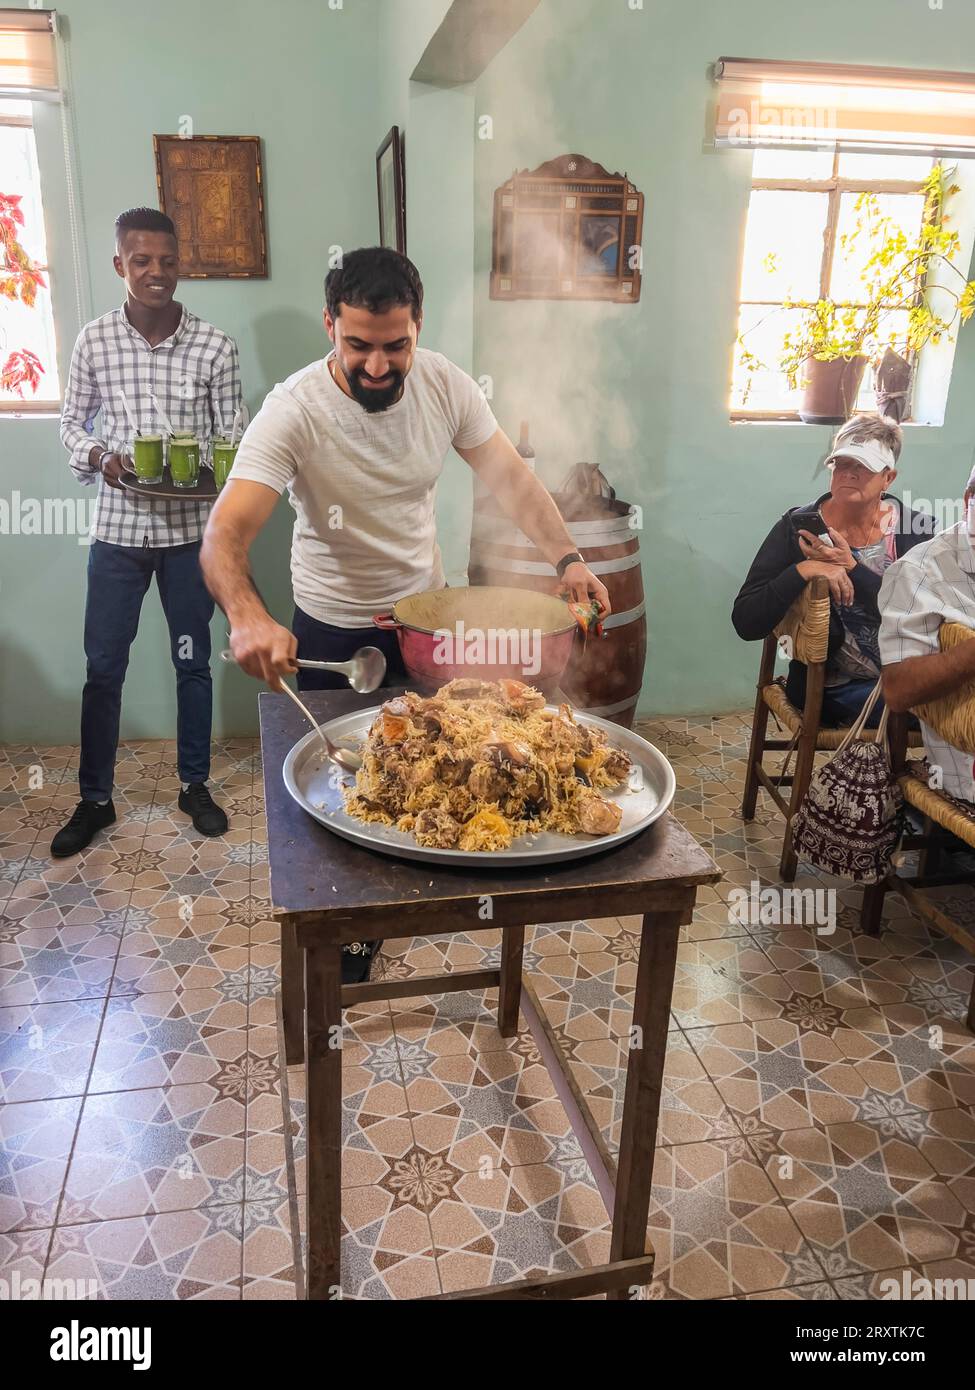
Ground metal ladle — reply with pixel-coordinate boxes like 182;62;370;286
277;683;363;774
219;645;387;694
220;646;388;774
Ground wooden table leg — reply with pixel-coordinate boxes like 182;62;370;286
606;904;685;1301
497;924;524;1037
304;940;343;1301
281;915;305;1066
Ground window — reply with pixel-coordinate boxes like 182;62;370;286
1;97;60;411
731;148;933;418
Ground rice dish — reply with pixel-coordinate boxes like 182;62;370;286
344;678;633;852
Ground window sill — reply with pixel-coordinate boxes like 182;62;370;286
729;415;932;426
0;406;62;420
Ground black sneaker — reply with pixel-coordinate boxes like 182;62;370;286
177;782;228;837
342;941;380;985
50;799;116;858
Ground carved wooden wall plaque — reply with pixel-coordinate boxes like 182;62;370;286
154;135;268;279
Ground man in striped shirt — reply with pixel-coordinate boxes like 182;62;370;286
879;464;975;802
53;207;242;857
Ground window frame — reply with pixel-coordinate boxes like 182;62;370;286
0;102;61;416
732;149;933;423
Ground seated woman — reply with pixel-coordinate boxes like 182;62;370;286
732;413;933;728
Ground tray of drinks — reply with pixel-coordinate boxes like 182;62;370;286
119;433;238;500
119;465;219;500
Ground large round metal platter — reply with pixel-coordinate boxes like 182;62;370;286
282;705;676;867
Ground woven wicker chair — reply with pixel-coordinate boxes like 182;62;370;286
741;575;920;883
859;620;975;1032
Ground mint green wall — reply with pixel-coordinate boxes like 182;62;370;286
5;0;975;745
376;0;477;586
472;0;975;716
1;0;382;744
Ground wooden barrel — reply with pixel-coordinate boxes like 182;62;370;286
468;487;647;728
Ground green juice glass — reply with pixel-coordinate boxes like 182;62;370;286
211;438;238;490
169;433;200;489
131;434;164;485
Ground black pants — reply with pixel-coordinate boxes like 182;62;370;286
291;606;407;692
291;605;401;982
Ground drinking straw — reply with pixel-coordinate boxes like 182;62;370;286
150;391;176;437
229;407;242;449
118;388;140;437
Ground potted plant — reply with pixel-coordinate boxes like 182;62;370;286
738;163;975;423
780;299;871;424
0;191;46;398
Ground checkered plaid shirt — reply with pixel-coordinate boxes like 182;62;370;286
879;523;975;801
60;304;241;548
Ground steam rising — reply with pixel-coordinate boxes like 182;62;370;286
472;0;653;508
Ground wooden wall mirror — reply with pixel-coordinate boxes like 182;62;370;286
491;154;644;303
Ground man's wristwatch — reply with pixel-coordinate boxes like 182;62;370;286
556;551;585;580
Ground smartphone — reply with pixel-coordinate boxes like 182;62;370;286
790;507;833;545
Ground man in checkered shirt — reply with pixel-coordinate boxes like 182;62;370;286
880;463;975;802
53;207;242;857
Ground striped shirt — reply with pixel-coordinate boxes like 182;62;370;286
878;523;975;801
59;304;241;548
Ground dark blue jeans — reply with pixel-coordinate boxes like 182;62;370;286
820;677;885;730
80;540;214;801
785;669;920;732
292;606;407;692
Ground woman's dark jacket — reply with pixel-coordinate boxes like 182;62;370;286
731;493;936;705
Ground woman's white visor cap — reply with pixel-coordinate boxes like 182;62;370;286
825;439;896;474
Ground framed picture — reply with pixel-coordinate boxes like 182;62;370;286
491;154;644;303
376;126;407;254
154;134;268;279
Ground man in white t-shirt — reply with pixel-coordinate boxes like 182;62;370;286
879;464;975;802
201;247;610;981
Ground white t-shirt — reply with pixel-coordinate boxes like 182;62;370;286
230;348;497;627
879;523;975;801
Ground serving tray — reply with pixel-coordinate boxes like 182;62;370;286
282;705;676;867
120;466;218;500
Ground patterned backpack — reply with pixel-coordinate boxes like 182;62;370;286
791;682;904;884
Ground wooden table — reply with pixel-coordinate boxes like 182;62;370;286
259;689;721;1301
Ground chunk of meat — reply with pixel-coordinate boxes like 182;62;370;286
381;696;431;745
544;709;585;754
577;794;623;836
500;679;545;714
405;760;436;790
439;678;501;702
380;698;410;744
602;747;632;784
468;760;510;803
413;697;448;736
413;809;460;848
435;753;473;787
516;766;549;808
483;738;532;770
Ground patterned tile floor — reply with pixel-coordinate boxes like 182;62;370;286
1;717;973;1300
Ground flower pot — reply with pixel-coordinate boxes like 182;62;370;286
874;346;914;424
798;354;869;425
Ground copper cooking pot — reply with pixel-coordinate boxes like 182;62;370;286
373;586;577;694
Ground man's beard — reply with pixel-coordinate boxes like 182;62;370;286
346;366;405;414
